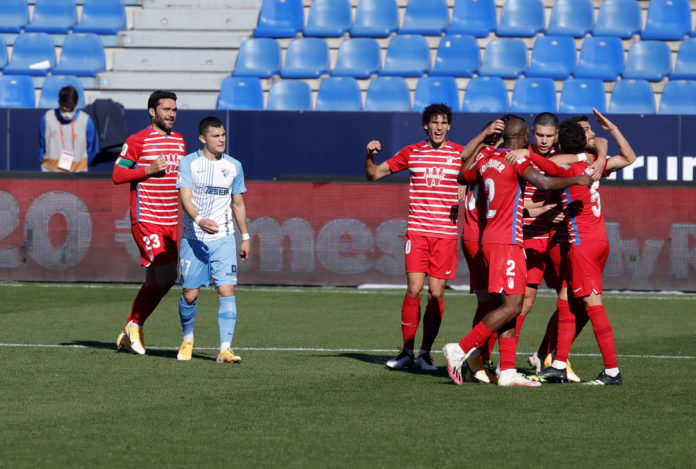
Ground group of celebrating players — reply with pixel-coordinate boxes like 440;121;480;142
366;103;636;386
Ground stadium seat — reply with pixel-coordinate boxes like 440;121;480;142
398;0;449;36
38;75;86;109
53;33;106;77
315;77;362;111
74;0;127;35
558;78;606;114
217;76;264;110
253;0;304;38
280;37;329;79
510;77;556;113
0;36;7;70
303;0;352;37
526;35;576;80
350;0;398;37
266;80;312;110
478;38;527;78
413;76;460;112
3;32;56;76
573;36;624;81
0;0;29;33
593;0;642;39
0;75;36;108
460;76;508;112
364;76;411;111
641;0;691;41
671;38;696;80
379;34;431;77
496;0;545;37
430;34;479;77
622;41;671;81
233;38;282;78
608;79;655;114
545;0;594;38
24;0;77;34
658;80;696;114
447;0;496;37
331;38;381;79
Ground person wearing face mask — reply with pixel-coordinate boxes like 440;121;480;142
39;86;98;172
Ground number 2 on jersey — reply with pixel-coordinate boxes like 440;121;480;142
484;178;496;218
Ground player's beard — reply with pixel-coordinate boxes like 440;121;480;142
153;114;173;133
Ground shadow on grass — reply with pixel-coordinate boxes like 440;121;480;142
335;352;449;378
59;340;217;361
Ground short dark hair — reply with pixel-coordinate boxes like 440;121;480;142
58;86;78;110
533;112;558;129
482;114;525;145
199;116;224;135
567;115;589;125
422;103;452;125
148;90;177;111
558;119;587;154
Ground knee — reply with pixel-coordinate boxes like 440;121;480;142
182;289;198;304
406;286;423;298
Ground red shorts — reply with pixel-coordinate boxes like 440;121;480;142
405;233;458;280
544;240;569;292
482;243;527;295
523;237;550;285
462;237;487;293
566;240;609;298
131;222;179;267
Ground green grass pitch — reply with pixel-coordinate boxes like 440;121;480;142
1;283;695;468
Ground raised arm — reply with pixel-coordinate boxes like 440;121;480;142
523;166;592;191
593;108;637;174
459;119;505;167
365;140;393;181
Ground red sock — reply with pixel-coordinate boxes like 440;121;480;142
515;314;527;338
130;282;167;326
537;309;559;358
459;321;494;355
586;305;618;369
555;299;575;363
498;336;517;371
420;297;444;352
401;294;421;350
481;332;497;363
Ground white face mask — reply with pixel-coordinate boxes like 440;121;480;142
60;110;75;121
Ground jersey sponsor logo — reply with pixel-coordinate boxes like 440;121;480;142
120;143;128;156
205;186;230;195
424;167;445;187
480;159;506;174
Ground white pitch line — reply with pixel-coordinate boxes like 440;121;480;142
0;343;694;360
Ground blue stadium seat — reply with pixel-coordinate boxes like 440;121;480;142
545;0;594;38
460;76;508;112
0;36;8;70
526;35;576;79
447;0;496;37
658;80;696;114
233;38;281;78
478;38;527;78
53;33;106;77
315;76;362;111
217;76;264;110
0;0;29;33
280;37;329;79
622;41;672;81
430;34;479;77
254;0;304;38
350;0;398;37
573;36;624;81
331;38;381;79
496;0;544;37
364;76;411;111
593;0;642;39
608;79;655;114
413;76;459;112
379;34;431;77
0;75;36;108
74;0;127;35
399;0;449;36
266;80;312;110
510;77;556;113
3;32;56;76
303;0;352;37
641;0;691;41
671;38;696;80
558;78;606;114
38;75;86;109
25;0;77;34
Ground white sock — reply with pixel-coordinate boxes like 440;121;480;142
220;341;231;353
552;360;567;370
183;333;194;342
605;367;620;377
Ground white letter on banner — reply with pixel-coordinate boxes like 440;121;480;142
683;156;696;182
247;217;315;273
24;192;92;270
667;156;679;181
374;219;406;276
671;224;696;279
620;156;644;180
316;219;373;275
0;191;20;268
646;156;658;180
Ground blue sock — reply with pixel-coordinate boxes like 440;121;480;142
218;296;237;346
178;294;197;336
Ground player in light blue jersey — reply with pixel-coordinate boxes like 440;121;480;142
175;116;250;363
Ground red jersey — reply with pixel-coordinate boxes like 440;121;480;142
462;147;531;245
119;127;186;226
523;144;558;240
559;162;607;245
461;146;492;242
387;140;465;239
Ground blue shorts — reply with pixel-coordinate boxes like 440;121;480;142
178;236;238;289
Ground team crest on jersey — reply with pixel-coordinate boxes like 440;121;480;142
120;143;128;156
507;277;514;290
425;167;445;187
178;143;184;152
221;168;229;178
